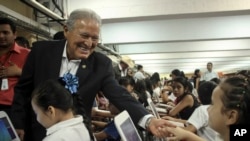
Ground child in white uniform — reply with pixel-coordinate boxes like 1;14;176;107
161;76;250;141
185;81;218;141
31;74;95;141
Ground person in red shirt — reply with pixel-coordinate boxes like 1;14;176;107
0;17;30;116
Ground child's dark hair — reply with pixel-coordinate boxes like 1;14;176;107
187;81;193;93
137;64;143;70
150;72;160;89
118;76;135;87
219;76;250;124
171;69;186;78
172;76;189;93
198;81;217;104
150;72;160;82
145;78;153;95
15;36;30;48
210;77;221;84
194;69;200;76
133;79;148;107
236;70;250;81
32;79;95;140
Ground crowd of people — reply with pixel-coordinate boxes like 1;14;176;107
0;7;250;141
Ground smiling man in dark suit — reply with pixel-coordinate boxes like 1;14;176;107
11;8;172;141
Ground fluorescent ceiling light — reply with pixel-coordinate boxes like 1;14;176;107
21;0;64;21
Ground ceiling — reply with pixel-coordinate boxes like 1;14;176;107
14;0;250;76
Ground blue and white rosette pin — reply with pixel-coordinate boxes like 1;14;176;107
62;72;79;94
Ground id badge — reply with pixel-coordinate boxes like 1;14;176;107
1;78;8;90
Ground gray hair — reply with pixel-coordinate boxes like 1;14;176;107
66;8;102;31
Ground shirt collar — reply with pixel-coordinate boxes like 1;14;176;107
62;41;68;59
118;63;123;71
10;43;22;54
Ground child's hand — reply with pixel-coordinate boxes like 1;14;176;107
162;126;205;141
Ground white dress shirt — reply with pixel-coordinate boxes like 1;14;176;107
134;71;146;82
59;42;81;76
201;71;219;81
118;63;127;77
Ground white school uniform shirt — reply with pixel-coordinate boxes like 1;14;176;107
43;115;92;141
214;133;224;141
187;105;217;141
134;71;146;82
153;87;161;98
146;91;152;98
168;93;177;102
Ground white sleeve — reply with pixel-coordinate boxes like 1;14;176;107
139;72;146;79
187;106;208;130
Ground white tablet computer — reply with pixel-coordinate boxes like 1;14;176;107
147;98;184;127
147;98;168;118
147;98;161;119
0;111;20;141
114;110;142;141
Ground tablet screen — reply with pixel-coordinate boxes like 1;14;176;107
120;118;141;141
0;117;17;141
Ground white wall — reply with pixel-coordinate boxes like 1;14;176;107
101;15;250;44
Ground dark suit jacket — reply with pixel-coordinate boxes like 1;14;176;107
11;40;148;141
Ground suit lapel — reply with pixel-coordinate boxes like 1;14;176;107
76;57;92;88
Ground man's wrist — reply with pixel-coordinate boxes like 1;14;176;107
145;117;153;130
138;114;154;129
